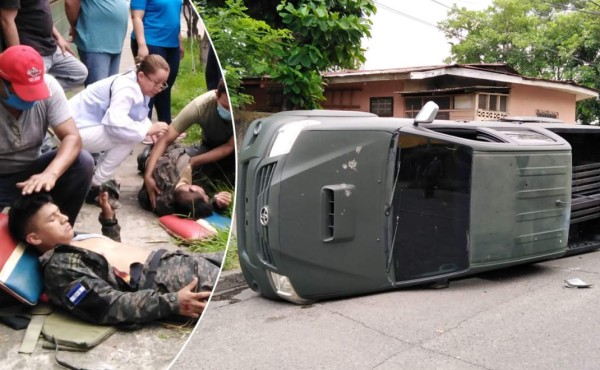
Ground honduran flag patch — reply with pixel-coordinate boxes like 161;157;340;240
0;213;43;305
66;282;88;306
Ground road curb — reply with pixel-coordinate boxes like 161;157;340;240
213;269;247;301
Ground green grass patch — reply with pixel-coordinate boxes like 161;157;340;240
180;228;238;271
224;235;238;271
171;38;207;115
171;37;205;143
186;227;229;253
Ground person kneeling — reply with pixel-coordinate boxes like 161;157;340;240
8;193;222;325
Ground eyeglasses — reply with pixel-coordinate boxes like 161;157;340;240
144;73;168;90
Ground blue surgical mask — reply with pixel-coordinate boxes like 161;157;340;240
1;83;36;111
217;103;231;121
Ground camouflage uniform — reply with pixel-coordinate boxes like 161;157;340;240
38;217;223;325
138;144;228;216
98;213;121;242
138;145;189;216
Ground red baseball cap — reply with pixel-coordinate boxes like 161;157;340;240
0;45;49;101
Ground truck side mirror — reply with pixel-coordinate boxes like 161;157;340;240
414;101;439;126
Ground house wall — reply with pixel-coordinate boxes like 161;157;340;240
450;109;474;121
323;80;404;116
327;80;578;122
509;84;576;122
243;77;581;124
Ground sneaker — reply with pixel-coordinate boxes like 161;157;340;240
107;197;121;209
87;181;121;209
100;179;120;200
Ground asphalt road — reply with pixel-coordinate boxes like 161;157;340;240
171;249;600;369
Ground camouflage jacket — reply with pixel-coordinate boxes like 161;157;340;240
99;214;121;242
38;215;222;325
39;245;180;325
152;146;188;216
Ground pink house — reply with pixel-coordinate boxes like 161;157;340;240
242;63;598;123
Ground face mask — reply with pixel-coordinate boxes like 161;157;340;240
1;83;36;110
217;103;232;121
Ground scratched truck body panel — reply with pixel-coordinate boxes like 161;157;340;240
508;122;600;255
237;110;573;303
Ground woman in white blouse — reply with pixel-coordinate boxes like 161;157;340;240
69;54;169;202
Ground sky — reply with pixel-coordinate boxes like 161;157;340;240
362;0;494;70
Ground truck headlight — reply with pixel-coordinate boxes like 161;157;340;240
267;271;313;304
268;120;320;157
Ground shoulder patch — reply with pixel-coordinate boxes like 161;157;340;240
66;282;89;306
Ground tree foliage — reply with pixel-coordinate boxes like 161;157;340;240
273;0;375;109
198;0;292;109
438;0;600;124
200;0;376;110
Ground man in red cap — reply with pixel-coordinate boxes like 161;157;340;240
0;45;94;225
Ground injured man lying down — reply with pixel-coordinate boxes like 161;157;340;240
8;193;222;325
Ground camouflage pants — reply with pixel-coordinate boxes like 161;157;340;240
137;250;223;294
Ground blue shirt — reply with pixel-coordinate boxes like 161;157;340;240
75;0;129;54
130;0;182;48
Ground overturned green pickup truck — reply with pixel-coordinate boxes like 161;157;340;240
236;104;597;304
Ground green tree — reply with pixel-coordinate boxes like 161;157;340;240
273;0;375;109
201;0;376;110
438;0;600;123
199;0;292;109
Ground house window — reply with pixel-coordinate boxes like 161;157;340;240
405;97;423;112
324;87;362;110
477;94;508;112
404;96;452;119
370;97;394;117
454;95;473;109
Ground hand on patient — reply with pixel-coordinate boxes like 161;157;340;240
143;177;161;210
213;192;232;209
17;171;58;195
177;277;212;318
148;122;169;139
